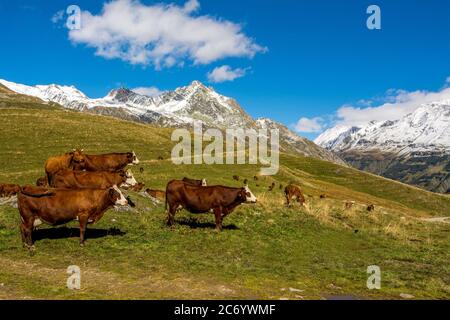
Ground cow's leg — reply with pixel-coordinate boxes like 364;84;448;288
285;195;290;207
167;205;176;226
214;207;223;232
20;218;34;249
78;214;89;246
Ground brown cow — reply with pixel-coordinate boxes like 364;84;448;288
146;189;166;200
320;194;327;199
268;182;276;191
44;149;85;186
253;176;259;181
51;170;137;189
284;184;306;207
36;177;48;187
182;177;207;186
367;204;375;212
0;183;20;197
165;180;257;231
17;185;128;248
345;201;355;209
233;175;240;181
73;151;140;172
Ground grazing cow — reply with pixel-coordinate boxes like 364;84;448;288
182;177;207;186
130;182;145;192
44;149;85;186
253;176;259;181
146;189;166;200
73;151;140;172
345;201;355;210
17;185;128;248
157;156;164;160
36;177;48;187
284;184;306;207
165;180;257;231
268;182;276;191
233;175;240;181
0;183;20;197
51;170;137;189
320;194;327;199
367;204;375;212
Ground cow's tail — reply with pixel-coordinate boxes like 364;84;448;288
20;187;55;198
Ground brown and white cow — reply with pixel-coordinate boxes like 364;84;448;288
284;184;306;207
44;149;85;186
165;180;257;231
74;151;140;172
17;185;128;248
182;177;207;186
51;170;137;189
0;183;20;197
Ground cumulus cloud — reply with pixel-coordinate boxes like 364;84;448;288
336;86;450;126
132;86;164;97
67;0;266;69
207;65;247;83
295;117;324;133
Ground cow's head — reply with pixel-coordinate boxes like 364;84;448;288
239;185;257;203
127;151;140;165
201;178;207;186
70;149;86;169
109;185;128;206
124;170;138;186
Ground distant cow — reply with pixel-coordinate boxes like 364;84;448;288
146;189;166;200
44;149;85;186
51;170;137;189
345;201;355;210
166;181;257;231
284;184;306;207
253;176;259;181
157;156;164;160
140;167;144;173
367;204;375;212
17;185;128;248
233;175;240;181
182;177;207;186
73;151;140;172
0;183;20;197
36;177;48;187
268;182;276;191
320;194;327;199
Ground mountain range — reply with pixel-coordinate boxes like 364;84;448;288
0;78;344;165
315;101;450;193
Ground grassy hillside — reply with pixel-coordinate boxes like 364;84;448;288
0;101;449;300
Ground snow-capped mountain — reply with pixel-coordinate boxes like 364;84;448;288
315;101;450;193
0;78;344;165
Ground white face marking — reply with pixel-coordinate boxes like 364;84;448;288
201;179;207;186
125;170;138;186
113;185;128;206
244;185;257;203
132;151;140;165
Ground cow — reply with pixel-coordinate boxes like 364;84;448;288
345;201;355;210
367;204;375;212
51;170;137;189
253;176;259;181
44;149;85;186
165;180;257;231
36;177;48;187
140;167;144;173
130;182;145;192
182;177;207;186
73;151;140;172
320;194;327;199
157;156;164;161
233;175;240;181
17;185;128;248
268;182;276;191
284;184;306;207
146;189;166;200
0;183;20;197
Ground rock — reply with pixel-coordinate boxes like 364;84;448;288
289;287;304;293
400;293;415;299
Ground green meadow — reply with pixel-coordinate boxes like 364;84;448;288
0;95;449;299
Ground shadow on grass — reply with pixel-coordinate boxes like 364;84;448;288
176;217;239;230
33;227;126;242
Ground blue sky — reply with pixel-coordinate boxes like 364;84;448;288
0;0;449;139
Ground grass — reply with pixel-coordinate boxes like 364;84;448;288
0;100;449;300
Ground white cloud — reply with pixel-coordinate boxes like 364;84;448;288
336;87;450;126
132;86;164;97
67;0;266;69
295;117;324;133
51;10;64;23
207;65;247;83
